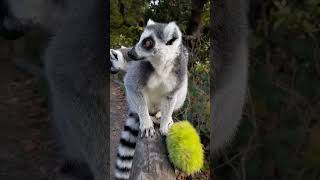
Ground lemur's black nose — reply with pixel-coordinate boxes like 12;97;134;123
128;48;138;60
128;48;145;61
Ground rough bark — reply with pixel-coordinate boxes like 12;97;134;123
129;130;175;180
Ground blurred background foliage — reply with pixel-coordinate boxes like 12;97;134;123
214;0;320;180
110;0;210;179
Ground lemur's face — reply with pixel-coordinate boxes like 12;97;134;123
128;19;182;63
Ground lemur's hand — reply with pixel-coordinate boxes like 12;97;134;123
140;116;155;138
160;117;173;136
150;112;161;125
110;49;126;74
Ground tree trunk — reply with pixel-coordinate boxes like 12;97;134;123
129;130;175;180
184;0;208;50
186;0;208;36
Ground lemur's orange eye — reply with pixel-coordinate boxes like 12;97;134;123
143;38;154;49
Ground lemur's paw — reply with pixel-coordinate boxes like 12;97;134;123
160;118;173;136
110;49;125;74
151;116;160;125
140;119;155;138
151;112;161;125
155;112;162;119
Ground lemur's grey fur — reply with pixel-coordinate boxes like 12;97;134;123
210;0;249;155
110;19;189;179
3;0;65;33
3;1;110;180
44;1;109;180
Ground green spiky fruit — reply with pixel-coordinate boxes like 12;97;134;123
166;121;204;175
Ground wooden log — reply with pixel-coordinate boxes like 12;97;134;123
130;129;176;180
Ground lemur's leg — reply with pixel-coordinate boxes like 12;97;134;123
110;49;128;73
126;89;155;137
159;95;177;135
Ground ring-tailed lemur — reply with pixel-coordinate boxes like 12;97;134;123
111;19;189;179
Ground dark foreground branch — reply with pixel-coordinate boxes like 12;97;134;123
130;130;175;180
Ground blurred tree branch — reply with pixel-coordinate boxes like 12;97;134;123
185;0;208;49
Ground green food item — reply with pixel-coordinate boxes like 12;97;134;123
166;121;204;175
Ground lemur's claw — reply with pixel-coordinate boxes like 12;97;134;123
140;119;155;138
141;127;155;138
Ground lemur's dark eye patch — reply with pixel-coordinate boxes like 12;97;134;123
142;37;154;50
113;52;118;59
166;37;177;45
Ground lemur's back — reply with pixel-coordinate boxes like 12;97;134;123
45;1;110;180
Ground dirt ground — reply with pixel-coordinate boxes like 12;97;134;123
109;80;127;178
0;58;126;180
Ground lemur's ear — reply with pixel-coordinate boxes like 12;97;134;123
164;21;182;45
121;45;127;48
147;19;155;26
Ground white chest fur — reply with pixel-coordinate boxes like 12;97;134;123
146;73;177;93
143;72;177;112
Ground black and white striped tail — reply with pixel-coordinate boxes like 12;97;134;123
115;113;139;180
